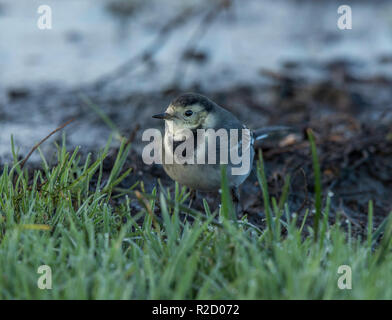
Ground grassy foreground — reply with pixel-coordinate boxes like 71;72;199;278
0;134;391;299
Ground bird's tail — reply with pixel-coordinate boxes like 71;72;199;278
253;126;294;141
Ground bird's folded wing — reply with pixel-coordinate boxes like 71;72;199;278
232;126;253;156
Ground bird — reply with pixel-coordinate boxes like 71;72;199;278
152;92;289;214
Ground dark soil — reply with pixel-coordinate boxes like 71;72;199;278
80;61;392;238
3;60;392;238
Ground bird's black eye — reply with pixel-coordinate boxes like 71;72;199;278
184;110;193;117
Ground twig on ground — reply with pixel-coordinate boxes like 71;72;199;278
20;118;75;170
94;6;195;90
126;123;140;145
337;200;362;228
172;0;229;86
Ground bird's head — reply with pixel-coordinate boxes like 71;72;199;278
152;93;217;131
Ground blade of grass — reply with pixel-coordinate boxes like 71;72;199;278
367;200;373;249
80;94;123;141
219;165;236;221
374;213;392;265
307;129;322;242
256;149;273;241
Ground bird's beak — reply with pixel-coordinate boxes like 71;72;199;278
152;113;173;120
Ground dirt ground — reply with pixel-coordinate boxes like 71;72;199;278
70;60;391;237
1;1;391;237
3;59;392;237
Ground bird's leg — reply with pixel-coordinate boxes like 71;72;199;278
230;187;242;217
188;188;197;208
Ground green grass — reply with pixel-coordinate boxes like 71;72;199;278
0;133;391;299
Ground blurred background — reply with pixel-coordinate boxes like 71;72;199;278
0;0;391;227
